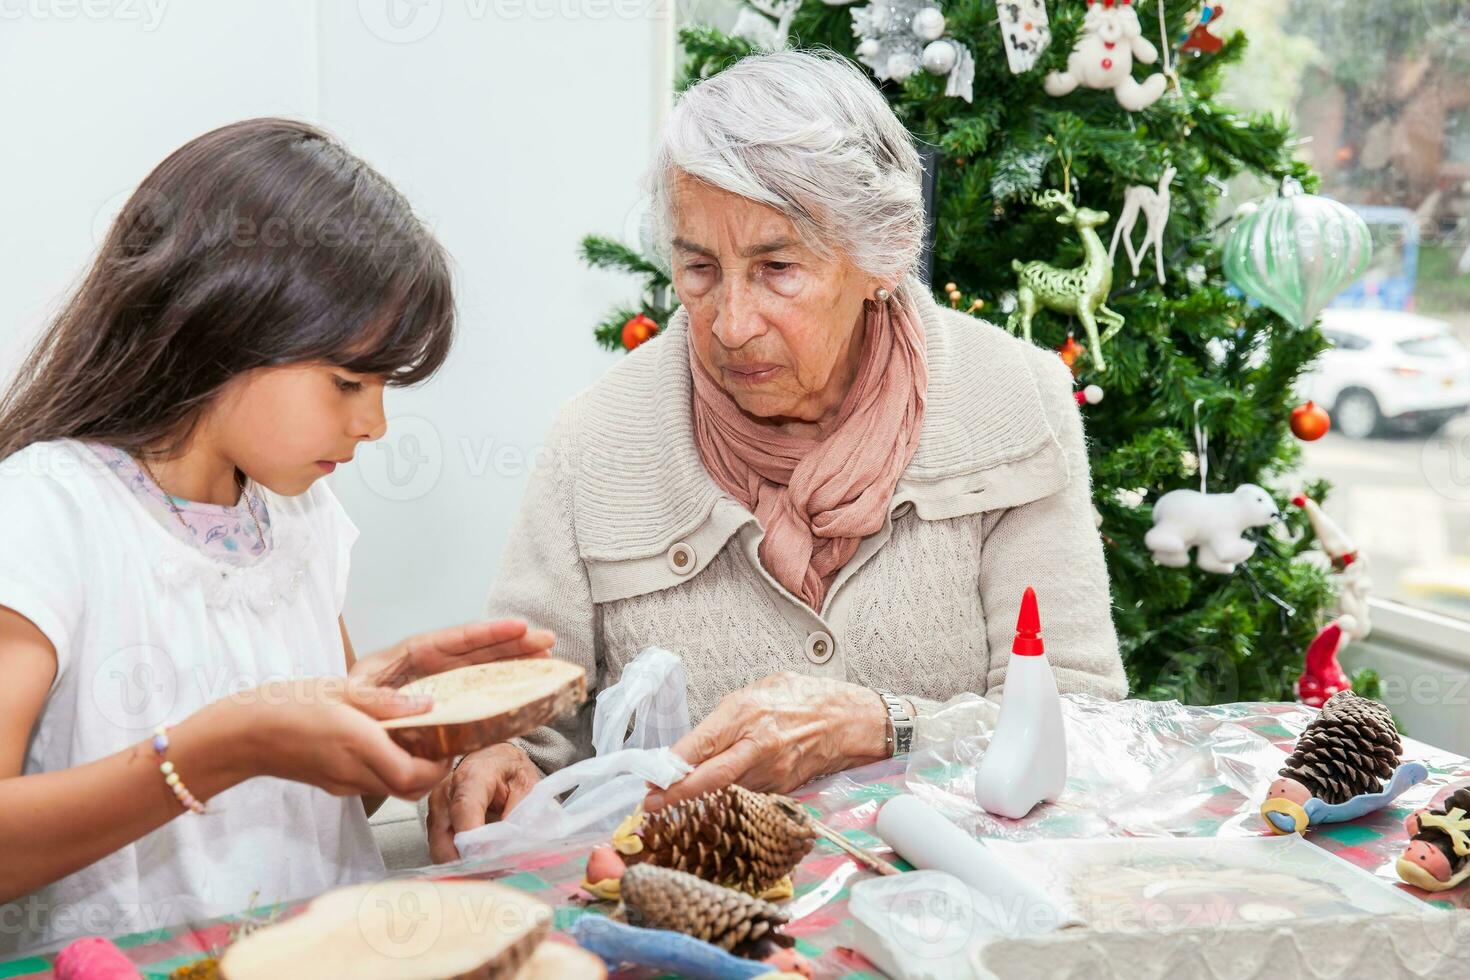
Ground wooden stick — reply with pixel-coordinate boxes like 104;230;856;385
809;817;903;877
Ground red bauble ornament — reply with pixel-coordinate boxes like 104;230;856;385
1057;334;1084;374
1291;400;1331;441
621;313;659;351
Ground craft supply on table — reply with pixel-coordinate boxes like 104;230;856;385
1261;689;1423;834
54;937;142;980
568;916;780;980
379;657;586;760
217;879;556;980
985;833;1432;927
805;813;902;877
583;784;816;901
874;794;1078;934
972;586;1067;819
1400;786;1470;892
615;864;795;961
453;647;695;862
12;700;1470;980
848;870;996;980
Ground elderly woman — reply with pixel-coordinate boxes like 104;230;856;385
427;50;1125;859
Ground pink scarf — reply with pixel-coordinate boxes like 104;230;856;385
690;296;928;611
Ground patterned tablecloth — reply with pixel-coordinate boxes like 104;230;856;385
3;701;1468;980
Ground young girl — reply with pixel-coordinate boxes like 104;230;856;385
0;118;553;955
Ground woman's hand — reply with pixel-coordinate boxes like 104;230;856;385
645;673;890;812
221;676;454;800
348;619;555;691
425;743;541;863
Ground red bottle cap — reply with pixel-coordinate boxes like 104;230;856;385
1013;586;1044;656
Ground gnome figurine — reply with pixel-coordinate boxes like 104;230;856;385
1296;620;1350;708
1399;788;1470;892
1261;690;1428;835
1294;494;1372;642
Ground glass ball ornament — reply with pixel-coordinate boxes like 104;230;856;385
911;6;946;40
857;38;882;59
887;51;920;82
922;39;958;74
1223;178;1373;329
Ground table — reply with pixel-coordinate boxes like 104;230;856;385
3;700;1467;979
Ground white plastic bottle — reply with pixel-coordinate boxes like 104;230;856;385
973;585;1067;818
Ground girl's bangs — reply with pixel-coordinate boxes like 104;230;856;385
329;248;455;385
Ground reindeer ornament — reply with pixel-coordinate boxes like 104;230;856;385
1110;167;1176;284
1044;0;1168;112
1008;189;1126;371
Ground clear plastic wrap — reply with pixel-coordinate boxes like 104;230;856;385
899;692;1469;843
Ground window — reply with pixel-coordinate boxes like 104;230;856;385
1224;2;1470;621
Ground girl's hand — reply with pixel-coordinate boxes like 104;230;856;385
348;619;555;691
645;673;890;812
223;677;453;800
425;743;541;863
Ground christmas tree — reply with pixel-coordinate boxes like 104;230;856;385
583;2;1367;705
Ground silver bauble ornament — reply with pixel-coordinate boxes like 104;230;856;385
922;38;958;74
912;7;945;40
887;51;920;81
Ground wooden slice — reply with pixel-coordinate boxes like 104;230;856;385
219;879;551;980
514;940;607;979
381;658;586;760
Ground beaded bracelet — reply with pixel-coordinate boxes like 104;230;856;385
152;725;206;815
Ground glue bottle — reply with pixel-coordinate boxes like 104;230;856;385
973;586;1067;819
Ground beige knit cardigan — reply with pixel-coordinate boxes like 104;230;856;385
490;296;1127;775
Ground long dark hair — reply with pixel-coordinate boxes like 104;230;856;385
0;117;455;461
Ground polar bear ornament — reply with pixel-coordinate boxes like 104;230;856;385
1145;484;1280;574
1043;0;1168;112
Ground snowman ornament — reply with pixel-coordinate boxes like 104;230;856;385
1044;0;1167;112
1145;484;1280;574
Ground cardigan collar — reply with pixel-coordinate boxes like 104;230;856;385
569;294;1064;565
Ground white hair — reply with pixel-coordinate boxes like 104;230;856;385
648;49;927;291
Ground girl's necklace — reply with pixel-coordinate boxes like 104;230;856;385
137;456;268;552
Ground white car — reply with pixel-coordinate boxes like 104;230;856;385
1297;309;1470;439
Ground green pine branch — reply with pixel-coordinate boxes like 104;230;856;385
580;235;669;286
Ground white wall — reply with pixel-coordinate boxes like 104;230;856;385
0;1;669;650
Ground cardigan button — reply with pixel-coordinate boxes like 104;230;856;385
805;630;835;665
667;542;697;576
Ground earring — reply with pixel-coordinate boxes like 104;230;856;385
875;287;891;302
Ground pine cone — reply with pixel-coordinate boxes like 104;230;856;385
618;864;793;959
627;785;815;895
1279;690;1401;804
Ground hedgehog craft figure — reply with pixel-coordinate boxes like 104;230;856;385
581;784;816;902
1260;690;1428;835
1399;788;1470;892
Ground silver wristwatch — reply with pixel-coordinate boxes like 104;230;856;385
876;689;914;757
